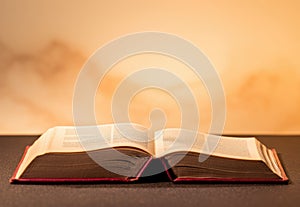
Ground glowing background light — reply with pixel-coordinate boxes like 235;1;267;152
0;0;299;134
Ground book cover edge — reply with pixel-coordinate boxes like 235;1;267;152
10;145;30;183
173;177;288;183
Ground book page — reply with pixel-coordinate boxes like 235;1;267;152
45;123;154;155
154;128;261;160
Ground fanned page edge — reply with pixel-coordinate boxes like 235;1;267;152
271;149;289;182
10;145;154;183
170;149;289;183
10;146;289;184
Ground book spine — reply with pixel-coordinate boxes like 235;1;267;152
130;157;153;181
160;158;175;181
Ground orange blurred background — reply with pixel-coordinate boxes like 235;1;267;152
0;0;299;134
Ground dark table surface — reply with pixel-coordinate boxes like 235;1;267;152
0;135;299;207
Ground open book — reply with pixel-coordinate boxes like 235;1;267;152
10;123;288;183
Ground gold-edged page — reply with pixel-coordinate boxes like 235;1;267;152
154;128;261;160
45;123;154;155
